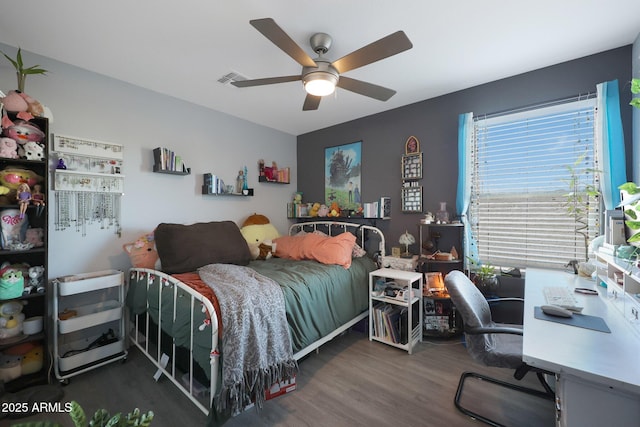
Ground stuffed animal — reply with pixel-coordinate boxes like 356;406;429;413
0;353;22;382
309;202;320;217
317;204;329;217
26;265;45;293
0;90;44;119
0;138;18;159
328;201;341;217
0;269;24;300
123;232;159;269
19;141;44;160
1;117;45;149
25;227;44;247
240;213;281;260
0;300;25;339
0;167;43;203
20;343;43;375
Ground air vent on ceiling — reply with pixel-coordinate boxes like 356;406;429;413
218;71;248;85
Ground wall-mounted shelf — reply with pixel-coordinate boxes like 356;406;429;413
202;188;253;197
153;147;190;174
152;165;191;175
259;176;289;184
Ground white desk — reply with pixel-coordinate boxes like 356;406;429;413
523;268;640;427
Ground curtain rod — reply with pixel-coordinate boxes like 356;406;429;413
474;91;596;121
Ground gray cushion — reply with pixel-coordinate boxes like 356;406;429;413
155;221;252;274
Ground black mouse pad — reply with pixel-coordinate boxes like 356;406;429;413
534;306;611;333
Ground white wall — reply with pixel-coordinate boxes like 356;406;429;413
0;44;297;278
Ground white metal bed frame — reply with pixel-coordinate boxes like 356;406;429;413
128;221;385;416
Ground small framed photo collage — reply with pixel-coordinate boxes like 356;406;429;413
401;136;423;212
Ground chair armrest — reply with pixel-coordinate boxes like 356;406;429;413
486;297;524;304
466;326;523;336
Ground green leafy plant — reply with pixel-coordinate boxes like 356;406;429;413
562;153;600;261
619;182;640;245
630;78;640;109
10;401;154;427
1;47;47;92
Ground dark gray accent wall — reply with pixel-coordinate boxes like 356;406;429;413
297;46;632;255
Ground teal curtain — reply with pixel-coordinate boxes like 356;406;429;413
457;112;477;269
596;79;627;209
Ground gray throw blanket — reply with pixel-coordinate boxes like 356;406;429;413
198;263;298;415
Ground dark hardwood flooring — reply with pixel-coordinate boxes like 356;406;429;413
7;330;554;427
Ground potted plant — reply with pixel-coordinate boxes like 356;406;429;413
467;257;498;292
1;48;47;92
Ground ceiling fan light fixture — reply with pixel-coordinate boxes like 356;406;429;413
303;71;338;97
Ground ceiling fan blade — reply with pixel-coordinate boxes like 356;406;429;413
250;18;317;68
302;94;321;111
332;31;413;74
231;75;301;87
337;76;396;101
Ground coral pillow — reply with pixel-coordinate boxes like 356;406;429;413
274;232;356;268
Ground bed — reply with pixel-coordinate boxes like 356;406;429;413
125;220;385;420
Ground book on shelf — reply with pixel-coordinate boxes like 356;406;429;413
154;147;188;172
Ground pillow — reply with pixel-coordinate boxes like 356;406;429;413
298;229;366;258
155;221;252;274
274;231;356;268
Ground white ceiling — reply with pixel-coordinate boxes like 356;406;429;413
1;1;639;136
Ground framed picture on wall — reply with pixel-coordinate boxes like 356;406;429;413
401;186;422;212
405;136;420;155
325;141;362;210
401;153;422;180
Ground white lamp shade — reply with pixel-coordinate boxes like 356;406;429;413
303;72;337;97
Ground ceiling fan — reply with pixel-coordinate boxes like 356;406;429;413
231;18;413;111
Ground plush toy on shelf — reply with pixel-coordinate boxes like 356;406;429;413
123;232;159;269
0;137;18;159
309;202;321;217
0;269;24;300
0;300;25;339
240;213;281;260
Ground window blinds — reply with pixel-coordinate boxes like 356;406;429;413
471;99;600;269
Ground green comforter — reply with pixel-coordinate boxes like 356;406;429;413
127;256;376;377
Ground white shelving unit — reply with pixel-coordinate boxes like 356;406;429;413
53;270;128;383
595;251;640;335
369;268;423;354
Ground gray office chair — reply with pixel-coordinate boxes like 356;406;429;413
444;270;554;427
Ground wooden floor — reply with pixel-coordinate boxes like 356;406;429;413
9;330;554;427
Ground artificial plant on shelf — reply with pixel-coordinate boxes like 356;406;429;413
1;48;47;92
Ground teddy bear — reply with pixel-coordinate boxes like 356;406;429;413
240;213;281;260
0;137;18;159
0;300;25;339
26;265;45;293
19;141;44;160
1;117;45;147
123;232;160;269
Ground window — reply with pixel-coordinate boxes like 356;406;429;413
470;98;600;270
